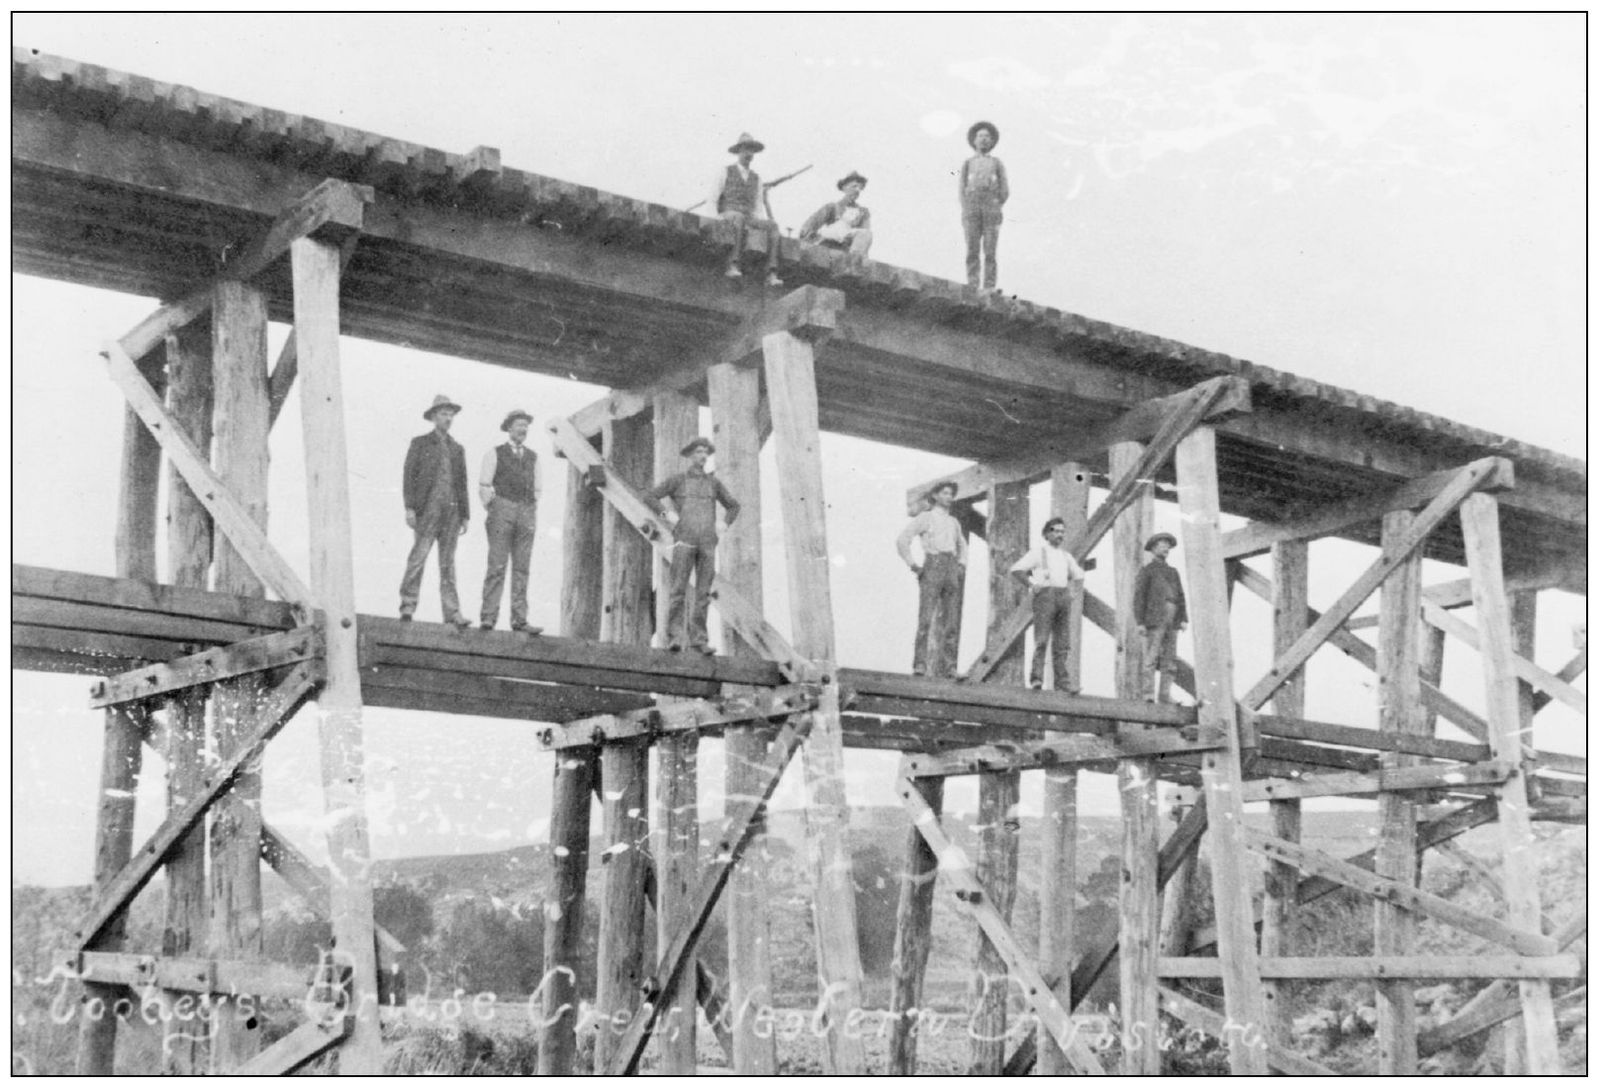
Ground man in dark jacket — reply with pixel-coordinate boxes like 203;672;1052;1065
399;394;471;626
1132;532;1187;702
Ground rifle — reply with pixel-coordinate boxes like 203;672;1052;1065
685;163;812;214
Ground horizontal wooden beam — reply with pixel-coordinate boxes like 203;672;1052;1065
1220;459;1514;560
89;623;322;707
1425;557;1588;607
118;177;370;362
1159;955;1581;980
60;949;315;999
541;685;818;749
905;375;1251;509
74;660;321;950
570;285;844;436
1239;760;1517;803
1421;599;1586;715
902;729;1217;777
1157;988;1337;1076
1240;829;1556;956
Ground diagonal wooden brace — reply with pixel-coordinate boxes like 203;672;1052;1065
541;684;818;749
548;414;816;681
259;823;406;960
234;1016;351;1076
119;178;371;362
963;377;1243;681
102;341;316;615
1158;987;1339;1076
1534;648;1587;715
1241;457;1513;712
604;713;813;1075
1422;599;1586;715
897;763;1107;1075
74;659;322;951
89;622;323;708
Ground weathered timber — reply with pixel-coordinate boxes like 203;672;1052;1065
65;949;314;999
1157;987;1337;1076
118;177;369;361
1175;425;1268;1073
1262;538;1307;1048
887;774;944;1074
604;716;811;1075
1239;761;1516;803
1241;457;1511;712
1159;956;1580;980
897;765;1106;1075
1240;830;1556;956
761;328;867;1073
291;234;383;1073
1220;458;1514;559
90;624;322;707
541;687;816;748
257;824;405;962
1533;647;1586;716
1460;492;1563;1071
233;1018;351;1076
902;730;1214;777
1422;598;1586;714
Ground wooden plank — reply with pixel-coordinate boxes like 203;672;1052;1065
887;774;944;1074
903;730;1214;777
898;767;1106;1075
1158;987;1337;1076
234;1017;350;1076
1241;458;1511;712
13;563;296;628
1160;955;1580;980
543;687;816;748
1459;492;1564;1072
75;660;319;951
1238;761;1516;803
257;824;404;958
905;375;1252;507
290;234;382;1074
118;177;369;361
103;340;315;613
604;716;811;1075
1038;462;1087;1076
1220;459;1515;559
1262;538;1307;1050
1241;829;1555;956
964;378;1238;682
90;624;321;707
761;329;867;1074
66;949;314;999
708;352;778;1076
1422;598;1585;714
1533;648;1586;715
1174;425;1268;1073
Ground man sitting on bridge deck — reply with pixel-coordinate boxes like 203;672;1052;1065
799;171;873;257
708;132;784;287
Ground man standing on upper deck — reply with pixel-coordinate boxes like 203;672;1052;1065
399;394;471;627
1010;517;1089;691
647;437;741;654
799;171;874;257
1133;532;1187;703
708;132;784;287
478;409;542;634
897;481;968;678
959;120;1008;292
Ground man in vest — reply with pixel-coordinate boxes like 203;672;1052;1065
400;394;471;627
707;132;784;286
1133;532;1188;703
647;437;741;654
478;409;543;633
896;481;968;678
1009;517;1090;691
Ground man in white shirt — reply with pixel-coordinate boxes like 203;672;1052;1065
896;481;968;677
1009;517;1088;691
478;409;542;633
708;132;783;287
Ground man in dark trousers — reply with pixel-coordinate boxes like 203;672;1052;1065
478;409;542;633
799;171;873;257
1132;532;1188;703
959;120;1009;291
897;480;968;677
399;394;471;627
647;437;741;654
1010;517;1089;691
708;132;784;286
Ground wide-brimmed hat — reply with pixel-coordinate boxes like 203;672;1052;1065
423;394;461;420
500;409;533;432
967;120;1000;149
837;171;868;191
728;132;765;154
681;437;715;456
927;480;959;500
1145;532;1178;552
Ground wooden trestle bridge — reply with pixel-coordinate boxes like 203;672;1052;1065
11;49;1586;1075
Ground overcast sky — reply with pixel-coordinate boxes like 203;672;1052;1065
10;14;1587;885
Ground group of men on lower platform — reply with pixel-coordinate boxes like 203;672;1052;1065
897;480;1188;703
399;396;736;655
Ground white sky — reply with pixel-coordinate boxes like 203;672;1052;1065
8;14;1588;885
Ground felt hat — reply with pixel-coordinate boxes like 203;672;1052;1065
500;409;533;432
1145;532;1178;552
728;132;765;154
423;394;461;420
681;437;715;456
837;171;868;190
967;120;1000;149
927;479;958;500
